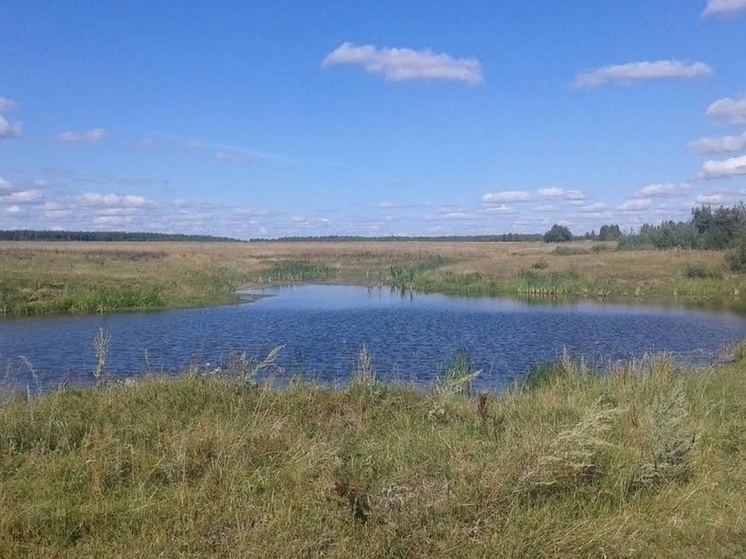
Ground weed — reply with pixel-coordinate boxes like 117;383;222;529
91;326;111;386
352;345;376;385
517;400;619;496
435;349;480;397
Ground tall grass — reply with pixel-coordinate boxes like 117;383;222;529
2;346;746;557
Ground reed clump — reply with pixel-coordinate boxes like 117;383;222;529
2;344;746;557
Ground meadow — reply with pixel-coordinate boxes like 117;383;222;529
3;240;746;557
0;240;742;316
1;345;745;557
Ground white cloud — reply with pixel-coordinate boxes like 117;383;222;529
537;187;586;201
56;128;109;144
77;192;155;208
701;155;746;178
702;0;746;16
441;212;481;221
0;97;17;113
93;216;134;227
574;60;712;88
689;132;746;154
578;203;610;213
0;115;22;140
322;42;484;85
620;199;653;211
696;193;728;204
0;190;44;204
376;201;397;210
482;190;531;203
480;203;515;214
635;182;691;198
706;94;746;124
215;150;250;164
0;177;12;194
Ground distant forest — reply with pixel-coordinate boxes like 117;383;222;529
2;205;744;250
257;233;544;243
0;230;241;242
0;230;544;243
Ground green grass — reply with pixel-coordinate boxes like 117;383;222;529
263;261;335;282
2;346;746;557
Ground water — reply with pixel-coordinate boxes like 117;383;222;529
2;284;746;392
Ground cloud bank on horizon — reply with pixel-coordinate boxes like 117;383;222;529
1;1;745;238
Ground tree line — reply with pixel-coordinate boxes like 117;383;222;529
0;230;241;242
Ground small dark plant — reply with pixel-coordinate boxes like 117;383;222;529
334;481;370;524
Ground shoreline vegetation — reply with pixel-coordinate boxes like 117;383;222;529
2;344;746;556
1;239;744;317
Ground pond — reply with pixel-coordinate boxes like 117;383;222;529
1;284;746;392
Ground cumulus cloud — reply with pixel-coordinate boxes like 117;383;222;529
689;132;746;154
77;192;155;208
620;199;653;211
56;128;109;144
322;42;484;85
578;203;610;213
0;177;12;194
635;182;691;198
702;0;746;16
537;187;586;201
1;190;44;204
573;60;712;88
706;94;746;124
701;155;746;178
0;98;22;140
482;190;531;203
0;97;17;112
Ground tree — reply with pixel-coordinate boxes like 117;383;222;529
598;224;621;241
543;224;573;243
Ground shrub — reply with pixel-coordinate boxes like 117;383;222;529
725;241;746;272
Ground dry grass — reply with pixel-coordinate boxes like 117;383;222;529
0;240;743;315
2;346;746;557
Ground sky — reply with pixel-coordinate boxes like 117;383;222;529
1;1;746;239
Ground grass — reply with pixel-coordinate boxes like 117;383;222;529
3;240;746;316
2;345;746;557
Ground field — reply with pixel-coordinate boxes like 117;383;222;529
0;240;742;316
1;346;746;557
3;240;746;557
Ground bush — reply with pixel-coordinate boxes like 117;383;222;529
725;242;746;272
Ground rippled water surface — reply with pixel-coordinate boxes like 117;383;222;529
2;284;746;391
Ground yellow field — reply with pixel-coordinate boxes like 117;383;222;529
0;240;740;315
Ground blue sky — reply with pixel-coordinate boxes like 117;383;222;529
1;0;745;239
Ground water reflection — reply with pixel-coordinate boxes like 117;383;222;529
2;284;746;392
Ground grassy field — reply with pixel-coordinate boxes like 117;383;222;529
1;346;745;557
0;240;744;316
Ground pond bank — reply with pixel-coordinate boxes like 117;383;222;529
2;345;745;557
